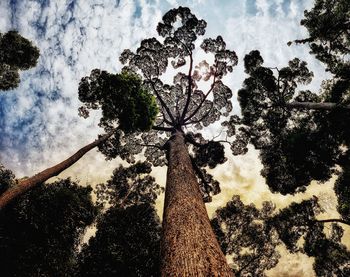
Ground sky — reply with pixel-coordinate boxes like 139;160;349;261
0;0;347;276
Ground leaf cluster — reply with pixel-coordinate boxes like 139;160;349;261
78;203;161;277
79;70;158;133
294;0;350;78
0;178;97;277
95;161;163;207
0;31;39;90
212;195;280;276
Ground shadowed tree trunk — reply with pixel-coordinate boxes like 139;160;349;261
286;102;350;110
0;132;113;209
161;130;233;277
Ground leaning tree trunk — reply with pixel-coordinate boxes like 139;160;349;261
161;131;233;276
286;101;350;110
0;131;113;209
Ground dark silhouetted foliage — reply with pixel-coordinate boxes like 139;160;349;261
212;195;280;276
269;199;350;276
78;204;161;277
96;161;163;207
0;164;16;195
0;31;39;90
293;0;350;78
78;162;162;276
214;195;350;276
0;178;97;277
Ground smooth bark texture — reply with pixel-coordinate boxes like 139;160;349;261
161;131;233;277
0;132;113;209
286;101;350;110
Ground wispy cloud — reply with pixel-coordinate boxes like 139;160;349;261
0;0;163;176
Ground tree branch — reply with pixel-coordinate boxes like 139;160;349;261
152;125;174;132
315;218;350;226
286;101;350;110
148;79;176;125
180;53;194;124
184;102;214;126
184;74;217;123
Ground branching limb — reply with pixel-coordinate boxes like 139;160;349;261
148;79;176;125
184;73;217;123
180;52;194;124
184;102;214;126
315;218;350;226
152;125;174;132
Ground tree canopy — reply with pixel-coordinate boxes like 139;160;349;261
0;178;97;277
0;30;40;90
78;161;163;277
213;195;350;276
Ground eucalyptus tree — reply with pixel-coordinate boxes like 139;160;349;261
0;71;158;209
0;30;39;90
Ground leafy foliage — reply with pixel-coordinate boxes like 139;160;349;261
0;31;39;90
335;155;350;222
78;163;162;276
214;196;350;276
304;223;350;276
269;199;350;276
78;203;161;277
0;164;16;195
0;179;97;277
236;50;343;194
292;0;350;78
79;70;159;133
193;141;227;169
212;196;280;276
96;161;163;207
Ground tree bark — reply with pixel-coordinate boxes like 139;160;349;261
161;131;233;276
286;101;350;110
0;131;113;209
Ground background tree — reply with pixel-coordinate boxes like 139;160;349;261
270;199;350;276
0;177;97;277
77;162;163;277
0;30;40;90
235;0;349;211
78;204;161;277
0;71;158;209
213;195;350;276
218;1;350;274
212;195;280;276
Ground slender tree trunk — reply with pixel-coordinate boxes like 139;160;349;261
286;101;350;110
161;131;233;276
0;131;113;209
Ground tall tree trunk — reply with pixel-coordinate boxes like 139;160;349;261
161;131;233;276
286;101;350;110
0;132;113;209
